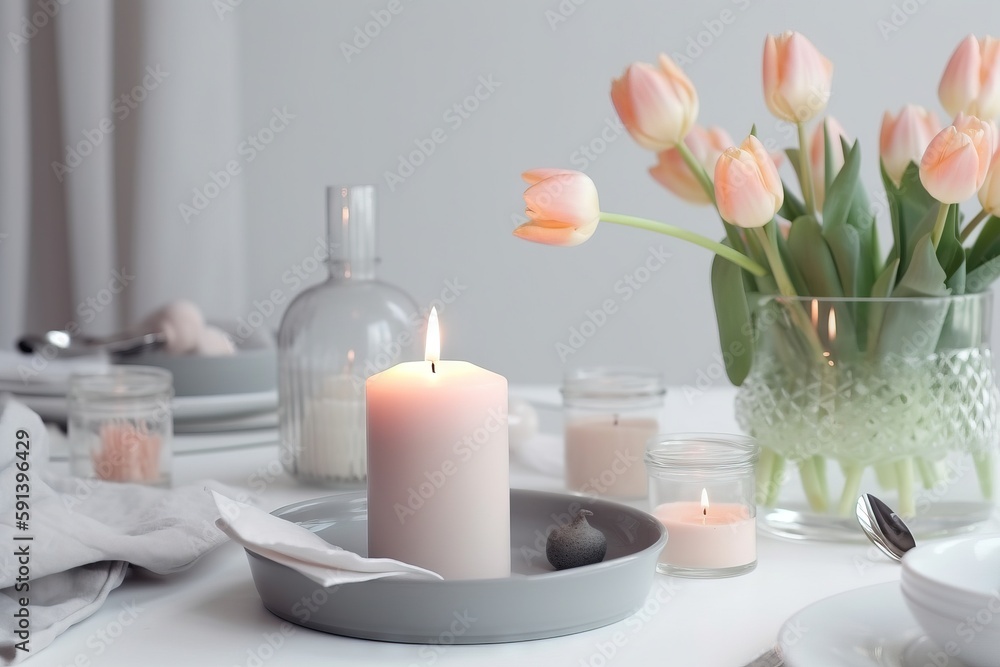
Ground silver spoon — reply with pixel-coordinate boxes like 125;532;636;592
17;330;166;358
856;493;916;562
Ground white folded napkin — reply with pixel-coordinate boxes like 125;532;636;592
0;398;231;665
212;491;443;586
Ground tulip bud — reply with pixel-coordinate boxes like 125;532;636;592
939;35;1000;120
611;54;699;151
978;148;1000;215
649;125;733;204
762;31;834;123
714;135;784;228
514;169;601;246
920;113;995;203
808;117;850;209
880;105;942;186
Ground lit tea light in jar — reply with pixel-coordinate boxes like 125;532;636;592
646;434;759;577
653;489;756;572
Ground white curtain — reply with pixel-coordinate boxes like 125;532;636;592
0;0;246;346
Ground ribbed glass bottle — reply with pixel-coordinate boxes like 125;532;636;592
277;185;418;485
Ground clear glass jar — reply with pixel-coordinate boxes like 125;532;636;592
561;367;665;500
278;185;419;486
67;366;173;486
647;434;758;578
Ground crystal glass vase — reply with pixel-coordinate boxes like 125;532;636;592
278;185;418;486
735;294;1000;540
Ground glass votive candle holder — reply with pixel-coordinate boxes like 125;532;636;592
646;433;759;578
68;366;174;487
562;367;665;500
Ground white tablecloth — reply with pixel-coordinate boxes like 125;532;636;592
38;386;905;667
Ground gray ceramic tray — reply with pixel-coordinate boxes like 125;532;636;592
245;488;667;643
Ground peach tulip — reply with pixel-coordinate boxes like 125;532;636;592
978;148;1000;215
808;117;850;209
880;105;942;186
939;35;1000;120
920;113;995;203
514;169;600;246
649;125;733;204
763;32;834;123
714;135;784;228
611;54;698;151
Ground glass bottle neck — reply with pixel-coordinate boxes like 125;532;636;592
326;185;377;281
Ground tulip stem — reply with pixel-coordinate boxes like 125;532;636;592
675;141;717;206
598;212;767;276
959;208;990;242
750;226;827;359
796;122;817;216
931;201;950;248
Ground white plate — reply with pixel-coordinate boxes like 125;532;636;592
48;428;278;461
173;411;278;433
11;390;277;423
780;582;968;667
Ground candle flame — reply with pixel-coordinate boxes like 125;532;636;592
828;308;837;342
701;488;709;514
810;299;819;327
425;307;440;366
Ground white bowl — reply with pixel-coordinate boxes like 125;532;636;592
901;577;996;624
902;588;1000;667
902;535;1000;604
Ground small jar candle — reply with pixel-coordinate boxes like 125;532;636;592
562;367;665;500
68;366;174;487
647;434;759;578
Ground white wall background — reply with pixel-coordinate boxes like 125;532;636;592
234;0;1000;385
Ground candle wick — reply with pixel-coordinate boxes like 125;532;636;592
613;414;618;426
431;362;436;374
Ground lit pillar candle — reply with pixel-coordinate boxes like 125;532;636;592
366;308;510;580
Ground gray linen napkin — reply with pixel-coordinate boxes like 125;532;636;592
0;398;231;664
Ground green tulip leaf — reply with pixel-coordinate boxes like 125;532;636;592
823;139;861;234
936;204;965;295
892;234;950;298
786;147;803;187
866;258;900;353
779;181;805;221
966;252;1000;293
823;121;836;194
711;245;754;386
787;215;844;297
881;161;936;281
876;235;950;357
824;223;861;296
969;215;1000;271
